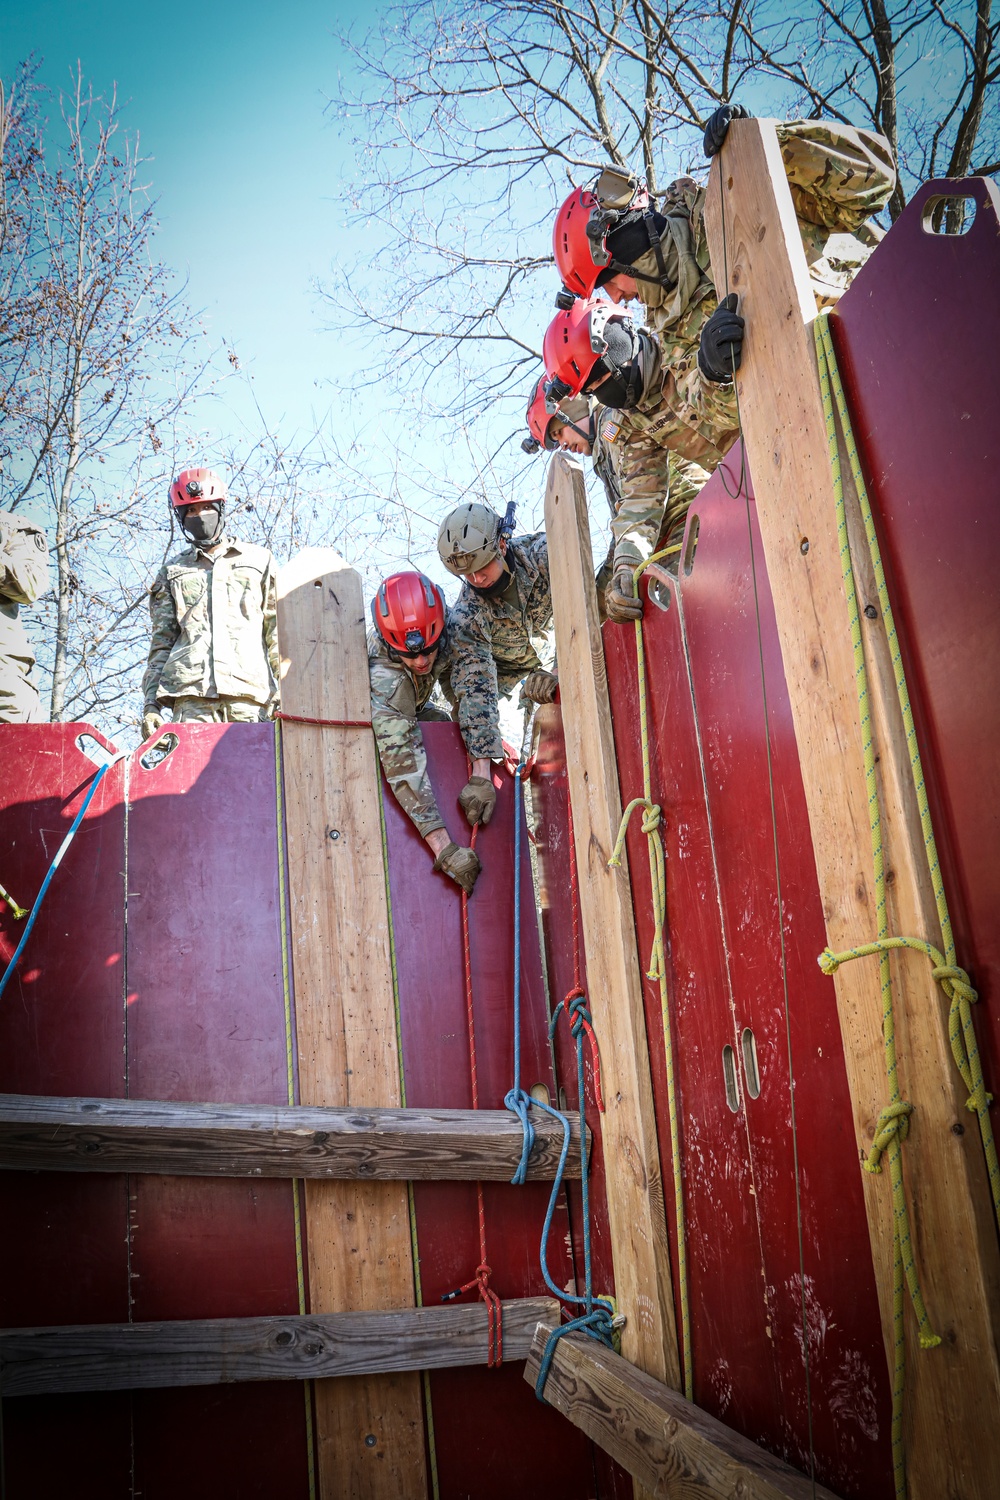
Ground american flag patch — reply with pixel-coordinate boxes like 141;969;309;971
601;421;621;442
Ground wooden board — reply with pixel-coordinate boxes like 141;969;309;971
524;1324;842;1500
544;452;679;1389
703;118;1000;1499
2;1297;559;1398
0;1094;585;1180
276;548;427;1500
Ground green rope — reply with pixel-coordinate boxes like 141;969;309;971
813;313;971;1500
607;541;692;1401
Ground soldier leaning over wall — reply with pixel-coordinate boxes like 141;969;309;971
0;510;49;725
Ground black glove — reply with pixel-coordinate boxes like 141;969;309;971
698;293;744;383
433;841;482;895
458;774;497;827
604;566;643;624
703;103;751;159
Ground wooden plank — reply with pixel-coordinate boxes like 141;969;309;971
523;1323;842;1500
703;118;1000;1499
0;1094;585;1181
276;548;427;1500
0;1297;558;1399
544;454;679;1392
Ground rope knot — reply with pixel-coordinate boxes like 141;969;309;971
640;802;661;835
818;948;840;976
864;1100;913;1174
503;1086;537;1185
931;963;978;1006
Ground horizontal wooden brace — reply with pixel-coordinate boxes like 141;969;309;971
0;1094;587;1182
524;1324;842;1500
1;1297;559;1398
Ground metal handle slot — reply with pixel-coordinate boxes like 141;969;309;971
722;1044;741;1113
741;1027;761;1100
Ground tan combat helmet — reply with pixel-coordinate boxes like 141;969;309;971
437;501;504;577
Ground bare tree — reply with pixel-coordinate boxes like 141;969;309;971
324;0;998;418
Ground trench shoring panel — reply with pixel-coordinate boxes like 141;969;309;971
383;721;620;1500
0;726;131;1497
603;456;893;1499
831;176;1000;1089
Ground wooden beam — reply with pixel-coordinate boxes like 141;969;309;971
703;118;1000;1499
276;549;427;1500
0;1297;559;1399
544;453;679;1392
0;1094;585;1181
524;1324;841;1500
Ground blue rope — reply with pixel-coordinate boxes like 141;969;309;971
504;762;618;1400
0;753;125;1002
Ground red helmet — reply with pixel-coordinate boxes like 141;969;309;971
525;376;559;451
169;468;228;509
553;178;650;300
542;297;622;401
371;572;446;656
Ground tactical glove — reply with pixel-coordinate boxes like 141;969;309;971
698;293;744;383
703;103;751;158
459;774;497;827
604;567;643;623
142;708;166;740
522;669;559;705
433;841;482;896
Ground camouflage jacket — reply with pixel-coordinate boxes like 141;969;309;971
0;511;49;666
369;629;458;838
594;120;895;483
449;533;552;760
142;537;279;710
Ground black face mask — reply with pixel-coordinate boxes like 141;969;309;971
181;504;223;544
469;566;515;600
590;358;642;410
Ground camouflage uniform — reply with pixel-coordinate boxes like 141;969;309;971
595;121;895;527
142;537;279;721
369;628;459;838
0;511;49;724
449;533;552;761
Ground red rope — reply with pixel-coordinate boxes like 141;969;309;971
275;712;372;727
456;809;503;1366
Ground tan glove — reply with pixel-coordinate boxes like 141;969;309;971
604;566;643;623
433;841;482;895
522;669;559;705
458;774;497;827
142;708;166;740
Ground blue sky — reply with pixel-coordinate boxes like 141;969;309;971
1;0;369;443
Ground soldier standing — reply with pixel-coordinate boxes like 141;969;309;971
142;468;279;739
546;106;895;619
0;509;49;724
438;502;557;810
369;570;481;895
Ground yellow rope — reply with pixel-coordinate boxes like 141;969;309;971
0;881;27;920
274;721;318;1500
813;315;968;1500
607;542;692;1401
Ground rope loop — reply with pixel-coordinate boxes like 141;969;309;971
641;804;661;836
550;990;606;1112
503;1086;537;1186
864;1101;913;1175
534;1300;617;1404
931;963;977;1007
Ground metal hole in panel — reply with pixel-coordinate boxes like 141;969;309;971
529;1082;550;1107
722;1044;740;1112
921;194;977;235
644;563;673;613
75;733;116;768
139;732;179;772
741;1027;761;1100
682;515;700;576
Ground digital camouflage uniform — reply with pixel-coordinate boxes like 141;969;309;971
594;121;895;544
449;533;552;761
369;628;459;838
142;537;279;723
0;511;49;724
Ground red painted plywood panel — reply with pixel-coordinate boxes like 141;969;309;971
831;177;1000;1090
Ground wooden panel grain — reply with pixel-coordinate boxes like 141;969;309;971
276;548;427;1500
703;118;1000;1500
544;453;678;1392
0;1094;585;1180
2;1298;559;1398
524;1324;841;1500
